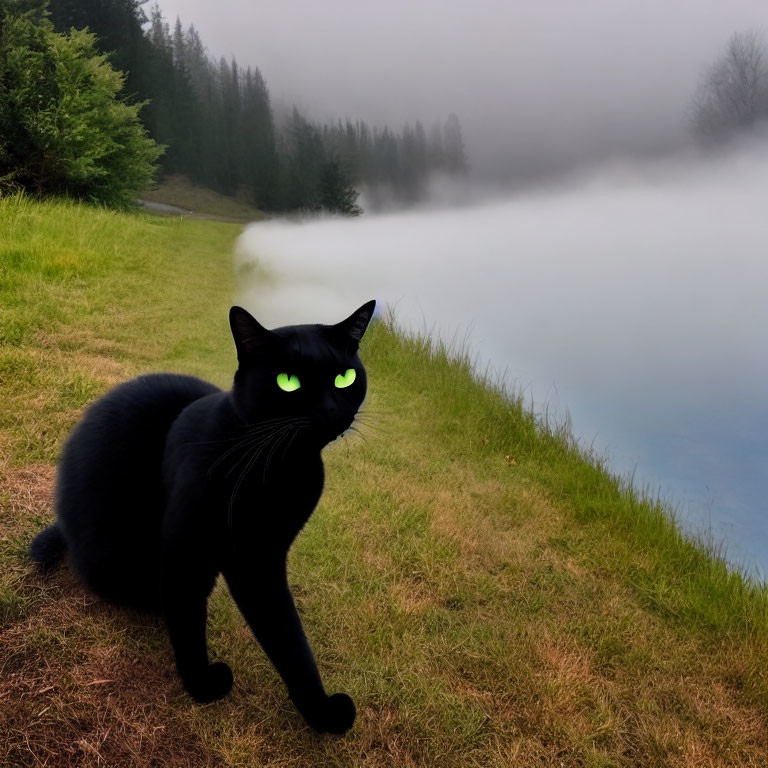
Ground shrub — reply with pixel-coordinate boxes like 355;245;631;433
0;3;162;206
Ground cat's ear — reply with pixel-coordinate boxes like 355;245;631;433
229;306;276;361
333;300;376;345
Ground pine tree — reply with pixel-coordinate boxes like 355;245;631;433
399;122;428;202
276;107;325;210
443;113;468;174
318;158;362;216
172;16;185;67
241;66;278;209
428;121;445;170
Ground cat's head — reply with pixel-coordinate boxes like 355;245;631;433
229;301;376;447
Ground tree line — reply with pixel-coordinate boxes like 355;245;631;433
2;0;468;212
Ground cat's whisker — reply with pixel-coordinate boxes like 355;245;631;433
356;408;390;415
262;425;299;483
355;411;390;422
228;421;304;526
346;426;369;443
229;423;295;499
279;425;305;463
237;419;309;440
228;424;298;529
209;419;311;477
208;440;258;477
209;429;285;477
222;433;281;479
204;430;284;450
228;430;283;527
245;416;311;431
350;416;385;436
186;418;309;446
351;416;382;428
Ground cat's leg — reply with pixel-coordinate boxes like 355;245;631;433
223;558;356;734
162;550;232;703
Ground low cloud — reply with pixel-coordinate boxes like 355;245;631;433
236;141;768;574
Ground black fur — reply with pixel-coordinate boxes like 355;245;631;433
28;523;66;569
29;300;375;734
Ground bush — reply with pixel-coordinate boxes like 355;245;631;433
0;3;162;206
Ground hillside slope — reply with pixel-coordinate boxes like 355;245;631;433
140;175;266;222
1;195;766;767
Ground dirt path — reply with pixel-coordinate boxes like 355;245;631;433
135;198;256;224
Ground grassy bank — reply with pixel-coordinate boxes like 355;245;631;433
1;195;766;767
141;175;265;222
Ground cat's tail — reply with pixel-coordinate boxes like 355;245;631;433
29;524;67;569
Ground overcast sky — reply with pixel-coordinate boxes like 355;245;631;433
153;0;767;179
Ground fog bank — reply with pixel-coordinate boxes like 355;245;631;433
236;145;768;577
157;0;768;179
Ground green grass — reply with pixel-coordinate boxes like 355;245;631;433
141;174;266;221
1;194;767;767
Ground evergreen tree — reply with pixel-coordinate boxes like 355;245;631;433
0;3;162;204
241;65;278;209
147;3;169;51
443;113;468;174
399;121;428;201
276;107;325;210
357;120;373;182
373;127;399;187
428;121;445;170
317;158;362;216
172;15;184;66
342;119;361;180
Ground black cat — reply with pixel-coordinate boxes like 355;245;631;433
29;300;376;734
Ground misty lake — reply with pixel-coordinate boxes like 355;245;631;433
237;146;768;581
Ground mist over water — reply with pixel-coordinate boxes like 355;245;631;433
237;145;768;579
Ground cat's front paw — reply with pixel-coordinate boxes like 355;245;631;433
323;692;356;734
293;691;356;734
184;661;233;703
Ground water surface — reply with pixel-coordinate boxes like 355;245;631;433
237;147;768;579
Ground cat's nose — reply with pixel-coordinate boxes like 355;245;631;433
313;403;345;441
316;395;338;419
314;407;337;427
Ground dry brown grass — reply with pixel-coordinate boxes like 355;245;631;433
1;591;213;767
0;463;208;766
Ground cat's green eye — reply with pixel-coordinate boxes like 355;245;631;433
276;373;301;392
334;368;357;389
